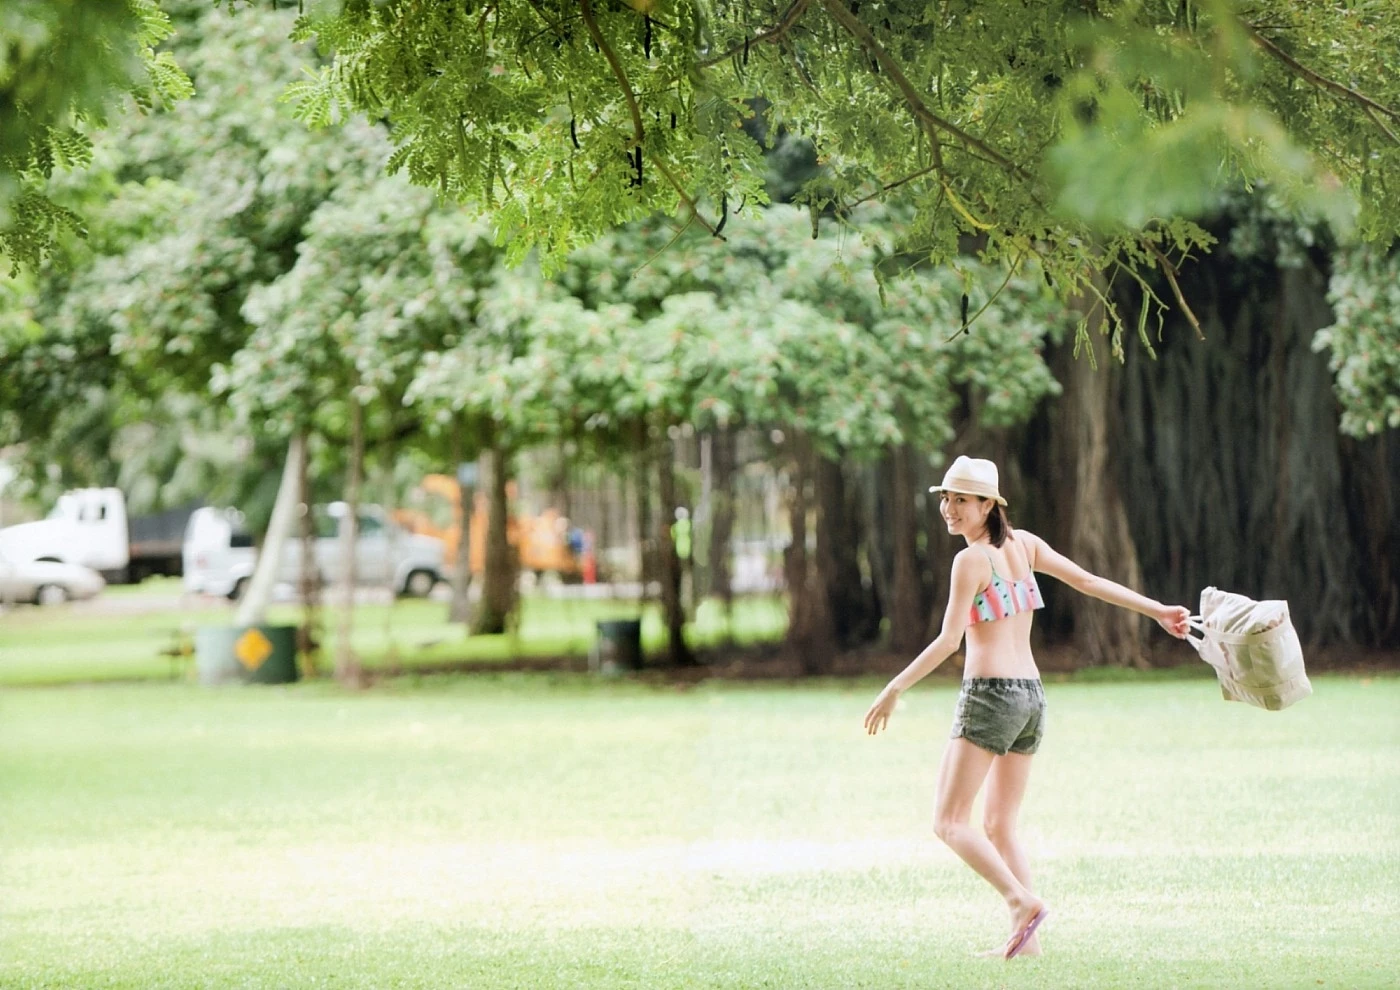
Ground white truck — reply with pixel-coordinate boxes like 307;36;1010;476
0;487;195;583
182;502;445;601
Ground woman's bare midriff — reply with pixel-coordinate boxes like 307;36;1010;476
962;610;1039;679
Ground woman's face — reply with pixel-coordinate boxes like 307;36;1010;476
940;492;991;538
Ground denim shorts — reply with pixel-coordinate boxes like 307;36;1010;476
950;678;1046;755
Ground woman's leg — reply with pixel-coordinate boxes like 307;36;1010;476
932;738;1044;933
984;752;1041;953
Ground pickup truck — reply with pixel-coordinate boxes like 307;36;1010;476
183;502;446;600
0;487;195;583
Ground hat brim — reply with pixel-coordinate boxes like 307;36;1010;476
928;484;1007;507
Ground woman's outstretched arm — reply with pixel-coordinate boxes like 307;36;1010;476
865;549;985;734
1019;530;1189;638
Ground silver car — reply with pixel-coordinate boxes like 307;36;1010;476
0;549;106;605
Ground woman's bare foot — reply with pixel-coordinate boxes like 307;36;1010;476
1008;894;1046;935
1004;896;1047;959
976;929;1042;960
978;931;1041;959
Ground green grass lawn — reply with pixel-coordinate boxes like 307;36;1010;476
1;673;1396;988
0;586;788;685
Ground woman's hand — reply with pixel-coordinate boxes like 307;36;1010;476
1156;604;1190;639
864;685;901;735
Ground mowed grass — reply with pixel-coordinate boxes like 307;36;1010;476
0;583;788;684
1;673;1396;988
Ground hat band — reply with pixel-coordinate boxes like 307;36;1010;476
937;476;1000;499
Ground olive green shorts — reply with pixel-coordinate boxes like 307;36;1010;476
950;677;1046;756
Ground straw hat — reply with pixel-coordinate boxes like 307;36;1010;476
928;455;1007;506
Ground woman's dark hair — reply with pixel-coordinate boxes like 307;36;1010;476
986;500;1013;548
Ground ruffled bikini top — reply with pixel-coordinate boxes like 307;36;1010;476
968;546;1044;625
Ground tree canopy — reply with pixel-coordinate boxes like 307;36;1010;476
280;0;1398;348
6;2;1399;355
1;0;191;272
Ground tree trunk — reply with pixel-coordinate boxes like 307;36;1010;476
1112;251;1400;651
707;427;737;642
889;444;925;654
554;445;573;520
235;431;305;628
296;435;320;677
1341;437;1400;644
784;447;808;628
784;434;836;674
448;422;474;625
694;432;713;601
634;423;656;600
816;454;881;648
859;461;892;643
473;443;516;635
333;401;364;686
657;432;693;665
1051;295;1146;668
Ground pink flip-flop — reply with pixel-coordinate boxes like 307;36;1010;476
1004;908;1048;960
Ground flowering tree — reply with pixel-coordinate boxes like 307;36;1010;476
1316;248;1400;438
220;177;468;681
550;205;1065;669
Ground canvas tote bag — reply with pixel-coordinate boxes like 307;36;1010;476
1187;587;1311;711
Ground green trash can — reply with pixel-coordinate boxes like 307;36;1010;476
194;625;299;685
593;619;643;675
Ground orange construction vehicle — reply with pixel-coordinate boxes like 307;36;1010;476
392;474;583;580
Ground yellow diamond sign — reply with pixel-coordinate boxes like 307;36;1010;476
234;628;274;671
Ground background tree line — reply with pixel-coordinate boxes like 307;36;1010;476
2;2;1398;680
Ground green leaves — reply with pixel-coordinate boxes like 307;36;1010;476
1316;248;1400;437
548;205;1064;457
283;67;342;130
267;0;1400;354
0;0;191;269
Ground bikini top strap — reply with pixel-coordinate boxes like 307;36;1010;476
978;546;1002;581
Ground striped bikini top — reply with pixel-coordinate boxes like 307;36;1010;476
968;547;1045;625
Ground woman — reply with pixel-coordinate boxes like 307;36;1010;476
863;456;1190;959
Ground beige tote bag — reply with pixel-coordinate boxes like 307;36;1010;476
1187;587;1311;711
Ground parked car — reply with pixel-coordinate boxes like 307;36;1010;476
0;549;105;605
0;487;196;583
182;503;445;601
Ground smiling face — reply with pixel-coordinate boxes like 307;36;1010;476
940;492;992;540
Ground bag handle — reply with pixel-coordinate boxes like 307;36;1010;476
1185;616;1208;654
1185;616;1241;681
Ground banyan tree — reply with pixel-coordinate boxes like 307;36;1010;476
857;214;1400;669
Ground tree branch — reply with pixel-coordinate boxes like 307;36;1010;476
1245;22;1400;128
698;0;811;69
846;164;939;209
943;246;1027;342
820;0;1036;181
631;212;697;280
579;0;644;151
1145;242;1204;340
652;156;725;239
1362;104;1400;148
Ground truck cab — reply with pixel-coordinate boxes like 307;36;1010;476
0;487;129;576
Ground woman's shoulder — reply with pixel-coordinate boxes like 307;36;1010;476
951;545;993;578
1009;528;1045;567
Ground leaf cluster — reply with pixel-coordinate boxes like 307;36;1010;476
0;0;192;271
1315;246;1400;438
285;0;1400;351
